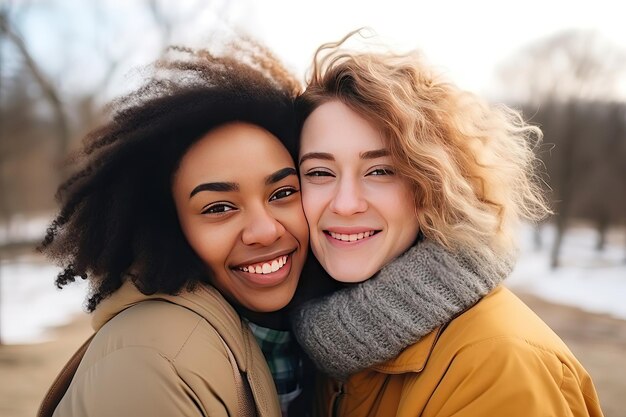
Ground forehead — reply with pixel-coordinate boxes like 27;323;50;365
176;122;294;185
300;101;385;154
188;122;291;163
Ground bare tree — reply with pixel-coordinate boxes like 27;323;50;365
1;10;70;164
497;30;626;268
0;0;239;343
146;0;216;55
499;30;626;104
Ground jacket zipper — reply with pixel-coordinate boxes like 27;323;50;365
330;382;344;417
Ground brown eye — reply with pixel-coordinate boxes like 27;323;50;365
367;167;394;176
270;187;298;202
202;203;236;215
304;170;333;177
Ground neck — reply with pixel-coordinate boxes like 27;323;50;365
236;305;290;330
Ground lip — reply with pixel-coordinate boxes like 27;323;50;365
230;250;295;288
323;229;381;247
324;226;380;234
231;249;295;269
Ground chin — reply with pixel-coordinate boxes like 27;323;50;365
249;300;290;313
248;284;298;312
325;265;372;284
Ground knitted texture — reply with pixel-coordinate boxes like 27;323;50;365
291;239;515;380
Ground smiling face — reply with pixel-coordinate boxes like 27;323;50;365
299;100;420;283
172;122;308;312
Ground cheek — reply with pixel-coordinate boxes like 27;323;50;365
380;185;417;223
281;206;310;244
301;186;324;226
182;221;231;271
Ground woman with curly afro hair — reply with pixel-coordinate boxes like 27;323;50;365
39;39;311;417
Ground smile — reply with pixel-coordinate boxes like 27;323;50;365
326;230;380;242
237;255;289;275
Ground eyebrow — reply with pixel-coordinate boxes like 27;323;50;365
360;149;389;159
190;182;238;198
299;152;334;165
265;167;297;185
189;167;297;199
299;148;389;165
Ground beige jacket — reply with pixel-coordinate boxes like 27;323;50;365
52;281;281;417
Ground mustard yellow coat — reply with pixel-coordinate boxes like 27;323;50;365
319;286;603;417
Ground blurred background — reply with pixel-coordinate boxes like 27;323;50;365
1;1;625;416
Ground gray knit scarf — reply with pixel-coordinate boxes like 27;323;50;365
291;239;515;380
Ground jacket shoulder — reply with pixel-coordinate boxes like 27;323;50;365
444;287;570;353
386;286;573;372
57;300;241;417
415;287;603;416
94;300;230;359
434;286;591;382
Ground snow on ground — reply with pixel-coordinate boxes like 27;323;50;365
0;259;88;344
506;223;626;319
0;215;51;246
0;222;624;345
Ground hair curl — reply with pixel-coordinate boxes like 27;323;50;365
40;38;301;312
296;30;551;258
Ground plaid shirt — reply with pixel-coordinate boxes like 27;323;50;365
247;321;302;416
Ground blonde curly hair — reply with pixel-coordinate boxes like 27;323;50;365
297;31;551;257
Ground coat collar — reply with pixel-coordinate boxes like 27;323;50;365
370;326;443;374
369;287;506;374
92;281;280;417
92;281;254;373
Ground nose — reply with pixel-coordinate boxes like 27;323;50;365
329;176;368;216
241;205;286;246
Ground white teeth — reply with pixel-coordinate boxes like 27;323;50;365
329;231;376;242
240;255;289;275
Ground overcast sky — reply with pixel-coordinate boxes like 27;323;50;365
234;0;626;94
11;0;626;100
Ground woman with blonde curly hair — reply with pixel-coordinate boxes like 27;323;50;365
292;32;603;416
